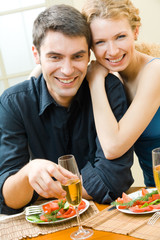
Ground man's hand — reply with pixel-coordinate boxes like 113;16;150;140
27;159;75;199
2;159;75;209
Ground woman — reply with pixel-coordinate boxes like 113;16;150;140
82;0;160;186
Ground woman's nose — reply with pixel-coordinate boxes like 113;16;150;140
107;41;119;56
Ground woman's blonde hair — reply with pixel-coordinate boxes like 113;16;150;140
135;42;160;57
82;0;141;31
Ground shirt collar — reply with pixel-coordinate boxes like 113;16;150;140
39;74;88;115
39;75;55;115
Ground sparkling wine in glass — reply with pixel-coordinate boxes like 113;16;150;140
152;148;160;193
58;154;93;240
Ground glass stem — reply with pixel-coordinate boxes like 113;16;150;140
75;206;83;231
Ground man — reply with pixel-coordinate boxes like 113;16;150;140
0;4;133;215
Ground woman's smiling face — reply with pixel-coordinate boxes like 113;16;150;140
90;17;137;72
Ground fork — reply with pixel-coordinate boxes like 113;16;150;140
147;211;160;225
23;205;43;215
0;205;43;221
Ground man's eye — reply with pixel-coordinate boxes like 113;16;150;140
48;55;62;60
50;56;59;59
74;55;83;59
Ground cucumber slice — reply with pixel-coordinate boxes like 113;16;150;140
64;201;69;209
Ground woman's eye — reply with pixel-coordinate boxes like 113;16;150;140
117;35;126;39
95;40;104;45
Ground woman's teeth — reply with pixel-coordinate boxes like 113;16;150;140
109;55;124;63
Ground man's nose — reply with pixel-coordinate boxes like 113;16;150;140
61;59;74;76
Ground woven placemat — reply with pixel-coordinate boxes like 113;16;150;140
0;201;98;240
82;205;160;240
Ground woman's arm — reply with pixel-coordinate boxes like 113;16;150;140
28;64;42;79
88;60;160;159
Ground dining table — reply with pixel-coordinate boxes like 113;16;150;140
25;187;141;240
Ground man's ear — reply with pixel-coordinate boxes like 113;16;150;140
88;50;91;63
32;46;40;64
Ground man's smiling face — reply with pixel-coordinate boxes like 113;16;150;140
33;30;90;107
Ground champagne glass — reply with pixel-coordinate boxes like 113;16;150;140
58;154;93;240
152;148;160;193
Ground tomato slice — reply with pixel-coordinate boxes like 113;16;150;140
40;215;48;222
142;188;149;196
129;205;153;212
116;197;124;204
42;204;52;214
42;202;60;214
57;206;76;218
52;198;66;203
49;202;59;211
151;203;160;209
78;200;86;210
42;198;68;214
122;192;132;203
118;205;128;209
116;193;132;204
63;207;73;215
59;208;65;214
134;199;153;206
151;194;160;201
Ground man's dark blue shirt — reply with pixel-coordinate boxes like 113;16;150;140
0;73;133;214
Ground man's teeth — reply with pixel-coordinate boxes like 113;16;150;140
58;78;75;83
109;55;123;63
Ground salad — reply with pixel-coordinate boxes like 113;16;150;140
27;198;86;223
111;188;160;213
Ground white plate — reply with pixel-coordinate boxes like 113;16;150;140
117;188;159;215
26;198;89;224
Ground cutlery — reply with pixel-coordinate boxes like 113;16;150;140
147;211;160;225
0;205;43;221
107;206;116;211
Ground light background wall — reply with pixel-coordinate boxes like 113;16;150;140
0;0;160;186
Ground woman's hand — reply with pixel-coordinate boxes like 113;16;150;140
87;60;109;88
